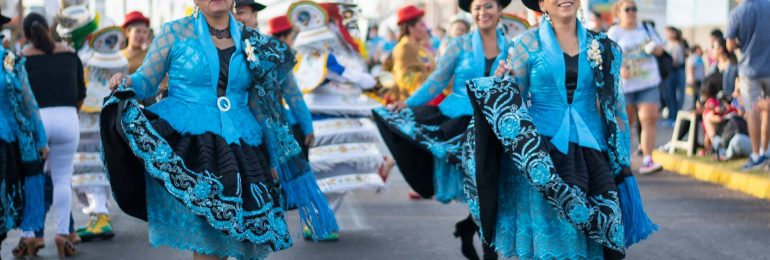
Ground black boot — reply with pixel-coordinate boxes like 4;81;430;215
482;241;498;260
454;216;480;260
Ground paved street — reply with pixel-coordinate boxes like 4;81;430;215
2;127;770;259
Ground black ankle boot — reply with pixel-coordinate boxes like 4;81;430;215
454;217;480;260
482;242;498;260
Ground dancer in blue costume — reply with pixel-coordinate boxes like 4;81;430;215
100;0;337;259
0;12;48;253
373;0;511;259
463;0;657;259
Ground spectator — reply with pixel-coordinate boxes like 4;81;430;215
608;0;665;174
708;29;725;68
709;38;739;101
663;26;687;124
697;75;751;161
366;25;385;66
726;0;770;170
585;10;606;32
686;45;706;95
699;76;736;156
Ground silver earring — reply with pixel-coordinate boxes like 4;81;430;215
543;11;551;22
193;5;200;18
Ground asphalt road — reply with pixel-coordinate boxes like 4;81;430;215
2;126;769;260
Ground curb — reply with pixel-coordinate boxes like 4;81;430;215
652;151;770;201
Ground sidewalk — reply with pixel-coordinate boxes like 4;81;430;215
653;151;770;201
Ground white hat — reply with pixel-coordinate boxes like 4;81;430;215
56;5;95;36
87;19;128;69
289;1;337;48
499;14;530;39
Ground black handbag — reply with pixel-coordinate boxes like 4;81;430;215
642;21;674;79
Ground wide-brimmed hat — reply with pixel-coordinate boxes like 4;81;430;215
0;12;10;26
521;0;541;12
458;0;513;13
56;5;96;36
396;5;425;25
268;15;292;35
289;1;336;47
235;0;266;11
88;19;128;69
122;11;149;29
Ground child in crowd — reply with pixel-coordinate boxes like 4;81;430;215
699;75;750;160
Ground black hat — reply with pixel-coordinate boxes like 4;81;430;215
521;0;541;12
459;0;513;13
1;12;11;26
235;0;267;11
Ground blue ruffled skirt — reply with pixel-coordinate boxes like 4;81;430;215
146;177;272;260
495;158;605;259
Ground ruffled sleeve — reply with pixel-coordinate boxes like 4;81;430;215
129;22;176;100
505;34;534;101
282;74;313;135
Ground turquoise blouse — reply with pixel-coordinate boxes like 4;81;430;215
405;30;509;118
0;46;46;150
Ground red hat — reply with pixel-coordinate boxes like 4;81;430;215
268;15;292;35
397;5;425;25
122;11;150;29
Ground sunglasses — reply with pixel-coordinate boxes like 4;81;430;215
624;6;638;13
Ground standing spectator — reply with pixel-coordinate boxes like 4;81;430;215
710;38;739;100
726;0;770;170
687;45;706;96
608;0;665;174
663;26;687;123
16;13;83;258
365;25;385;66
708;29;725;68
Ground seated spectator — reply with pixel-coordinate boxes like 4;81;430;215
698;76;750;160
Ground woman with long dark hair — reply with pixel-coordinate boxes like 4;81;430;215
464;0;657;258
374;0;511;258
10;13;85;258
104;0;336;259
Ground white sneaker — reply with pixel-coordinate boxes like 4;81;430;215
639;160;663;175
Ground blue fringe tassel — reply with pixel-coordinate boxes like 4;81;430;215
20;173;45;231
280;170;339;240
618;176;658;247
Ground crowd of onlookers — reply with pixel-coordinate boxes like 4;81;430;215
621;0;769;173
